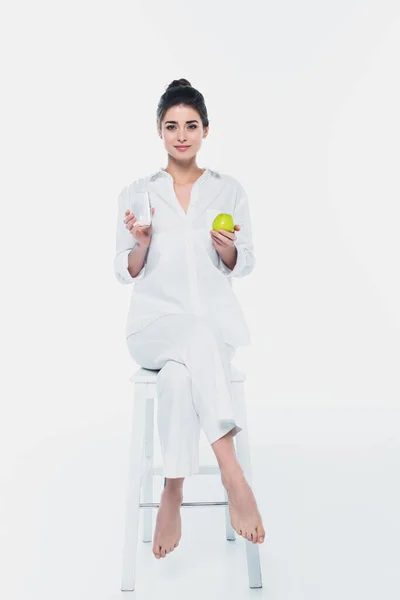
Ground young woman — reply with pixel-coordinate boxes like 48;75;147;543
114;78;265;560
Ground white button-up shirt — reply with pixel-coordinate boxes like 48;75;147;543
114;167;256;347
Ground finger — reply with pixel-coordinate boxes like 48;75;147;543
212;231;236;243
130;224;143;238
211;228;235;239
234;224;241;230
211;232;221;243
127;218;138;231
218;230;235;240
211;232;225;244
125;215;137;226
211;234;224;246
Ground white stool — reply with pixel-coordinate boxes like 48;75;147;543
121;364;263;592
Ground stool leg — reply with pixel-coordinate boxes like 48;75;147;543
121;382;147;592
232;381;263;589
224;487;236;541
142;397;154;543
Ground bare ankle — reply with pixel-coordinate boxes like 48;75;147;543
220;465;245;487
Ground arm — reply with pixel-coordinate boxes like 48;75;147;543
113;186;148;284
217;182;256;278
127;243;149;278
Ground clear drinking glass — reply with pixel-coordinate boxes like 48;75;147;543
133;191;152;227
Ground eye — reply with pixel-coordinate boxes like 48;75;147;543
166;125;197;130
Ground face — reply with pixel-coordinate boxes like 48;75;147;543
159;104;209;160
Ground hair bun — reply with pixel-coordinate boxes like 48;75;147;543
166;78;192;91
156;79;209;132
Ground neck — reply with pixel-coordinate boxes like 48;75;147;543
163;158;204;184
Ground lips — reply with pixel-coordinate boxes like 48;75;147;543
175;146;190;149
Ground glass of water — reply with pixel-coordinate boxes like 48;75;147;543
133;191;152;227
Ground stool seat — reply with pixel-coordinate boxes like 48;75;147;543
129;364;246;383
121;362;262;592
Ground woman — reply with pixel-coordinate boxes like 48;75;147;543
114;79;265;560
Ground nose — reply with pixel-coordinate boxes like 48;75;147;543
177;130;188;143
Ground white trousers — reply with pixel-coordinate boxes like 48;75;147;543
125;314;243;478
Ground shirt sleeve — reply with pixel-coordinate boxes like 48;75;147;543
217;182;256;278
113;185;147;284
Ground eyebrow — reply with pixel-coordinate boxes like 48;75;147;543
164;120;199;125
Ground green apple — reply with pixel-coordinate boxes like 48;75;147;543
212;213;235;232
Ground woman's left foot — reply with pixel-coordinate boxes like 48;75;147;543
221;471;266;544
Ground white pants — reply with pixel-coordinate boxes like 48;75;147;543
126;314;242;478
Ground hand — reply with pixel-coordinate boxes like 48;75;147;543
210;223;240;251
124;207;155;247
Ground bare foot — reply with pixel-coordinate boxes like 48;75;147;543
221;471;266;544
152;488;183;559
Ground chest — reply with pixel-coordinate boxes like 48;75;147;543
173;183;194;215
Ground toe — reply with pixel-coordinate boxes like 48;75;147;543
257;525;266;543
246;531;253;542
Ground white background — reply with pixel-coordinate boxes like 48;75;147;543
1;1;399;598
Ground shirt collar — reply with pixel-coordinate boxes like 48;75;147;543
150;167;214;185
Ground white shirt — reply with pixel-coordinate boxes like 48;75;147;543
114;167;256;347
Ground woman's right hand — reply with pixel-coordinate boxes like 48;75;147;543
124;207;155;247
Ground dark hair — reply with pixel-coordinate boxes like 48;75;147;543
156;78;209;133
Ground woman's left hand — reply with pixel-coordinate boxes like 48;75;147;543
210;224;240;250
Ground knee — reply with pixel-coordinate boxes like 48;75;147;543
157;361;191;391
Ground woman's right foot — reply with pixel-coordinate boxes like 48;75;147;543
221;471;266;544
152;488;183;559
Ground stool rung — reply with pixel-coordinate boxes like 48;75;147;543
139;501;228;508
